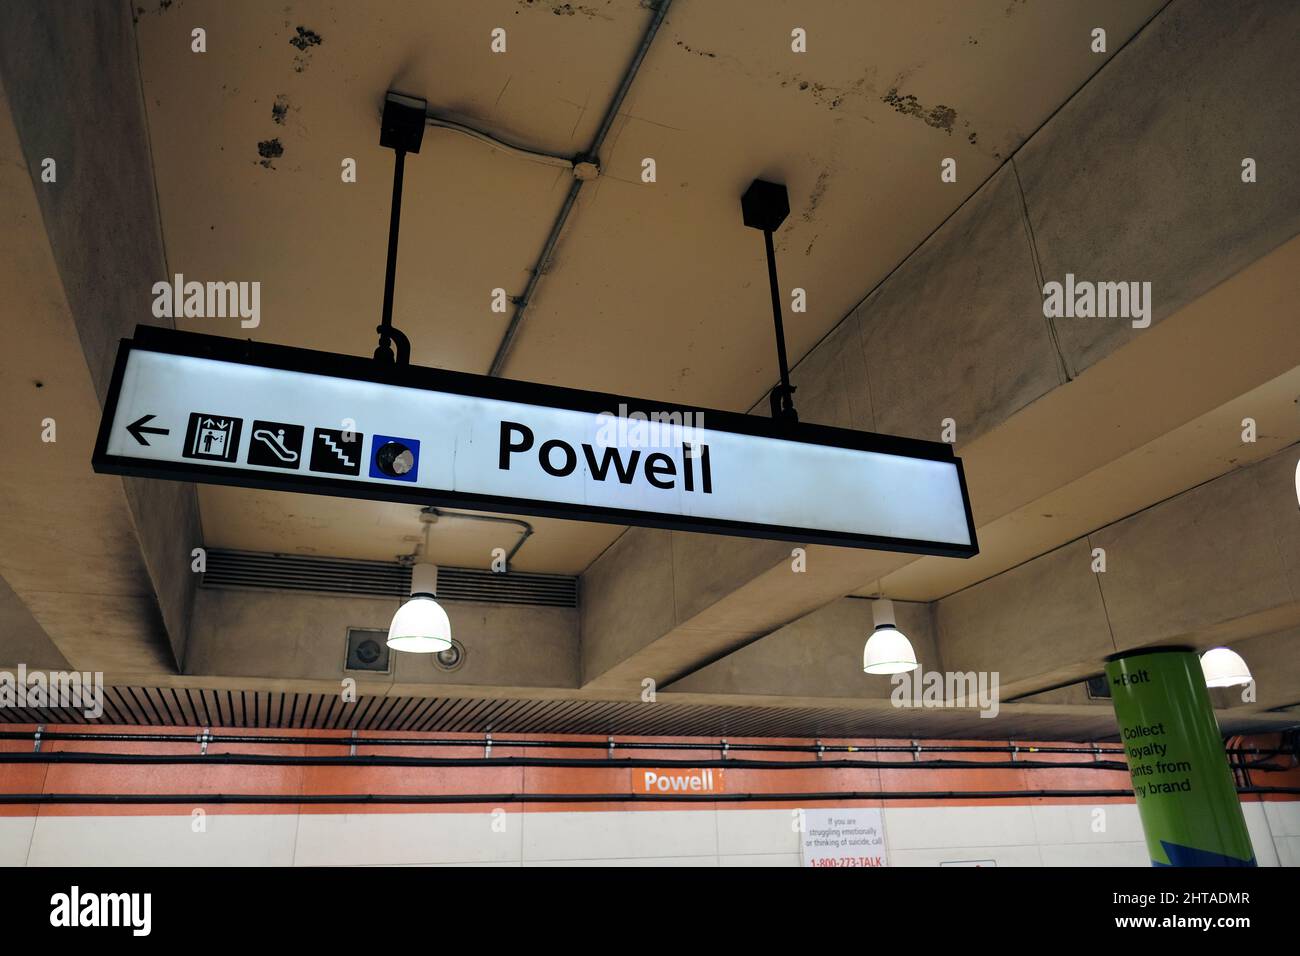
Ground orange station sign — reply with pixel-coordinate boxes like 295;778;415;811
632;768;726;795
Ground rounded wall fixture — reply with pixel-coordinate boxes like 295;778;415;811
433;639;467;672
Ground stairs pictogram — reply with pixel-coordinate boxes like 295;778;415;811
309;427;365;476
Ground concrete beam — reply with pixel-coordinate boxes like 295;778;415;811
0;1;202;668
1015;0;1300;374
0;78;173;673
934;446;1300;697
1091;450;1300;656
664;598;938;701
0;575;70;671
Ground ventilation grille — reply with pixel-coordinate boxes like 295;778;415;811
0;686;1118;738
437;566;576;607
201;549;577;607
4;687;1296;740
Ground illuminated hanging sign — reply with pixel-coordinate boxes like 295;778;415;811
92;327;978;557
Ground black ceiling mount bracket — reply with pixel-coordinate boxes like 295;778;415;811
741;179;798;426
379;91;427;153
374;92;428;371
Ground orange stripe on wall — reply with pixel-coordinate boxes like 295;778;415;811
0;725;1293;817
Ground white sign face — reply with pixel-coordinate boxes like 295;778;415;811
94;333;977;555
800;808;888;868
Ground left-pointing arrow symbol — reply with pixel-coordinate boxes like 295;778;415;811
126;414;170;446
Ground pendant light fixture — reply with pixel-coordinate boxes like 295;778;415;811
387;509;453;653
387;562;453;654
863;597;919;675
1199;646;1252;688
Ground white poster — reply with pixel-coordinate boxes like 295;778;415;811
800;808;888;868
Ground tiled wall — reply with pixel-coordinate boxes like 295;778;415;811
3;801;1296;867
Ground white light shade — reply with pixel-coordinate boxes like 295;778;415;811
387;563;452;653
1200;647;1252;688
864;598;919;675
387;596;453;653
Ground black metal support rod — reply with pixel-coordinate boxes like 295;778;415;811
0;751;1142;772
0;729;1110;754
764;228;793;402
4;730;1280;758
375;148;406;361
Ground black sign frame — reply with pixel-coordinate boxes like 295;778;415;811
92;326;979;558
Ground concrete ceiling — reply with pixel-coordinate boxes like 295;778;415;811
131;0;1162;572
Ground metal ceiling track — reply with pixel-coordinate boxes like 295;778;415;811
488;0;674;376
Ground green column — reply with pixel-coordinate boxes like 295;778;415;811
1105;647;1255;866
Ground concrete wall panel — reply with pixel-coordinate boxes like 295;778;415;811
1016;0;1300;373
787;312;875;431
669;598;937;699
1092;451;1299;650
579;527;677;684
936;538;1114;688
857;163;1058;443
186;588;579;689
